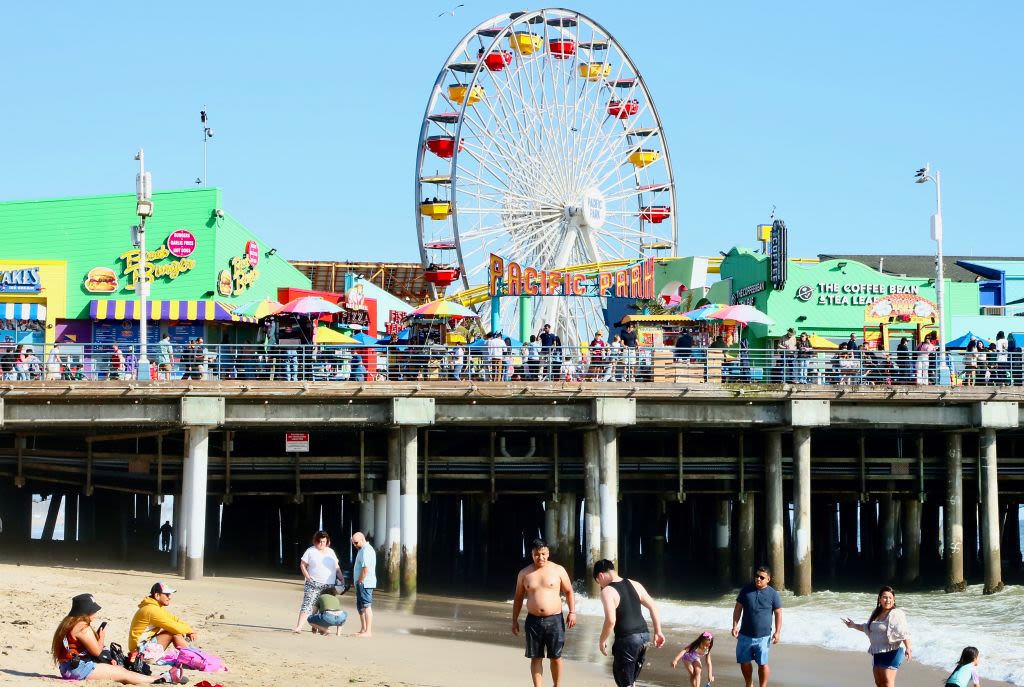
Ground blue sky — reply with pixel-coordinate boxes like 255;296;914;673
2;1;1020;264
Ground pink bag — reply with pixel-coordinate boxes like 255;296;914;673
175;646;227;672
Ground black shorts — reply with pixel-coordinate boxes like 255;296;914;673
524;613;565;658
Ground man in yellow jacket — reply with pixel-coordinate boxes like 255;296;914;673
128;582;197;653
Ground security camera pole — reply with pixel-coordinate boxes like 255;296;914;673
915;163;950;385
201;108;213;186
134;149;154;382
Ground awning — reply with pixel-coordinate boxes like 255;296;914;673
89;299;258;324
0;302;46;320
618;314;693;324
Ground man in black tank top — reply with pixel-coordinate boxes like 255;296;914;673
593;559;666;687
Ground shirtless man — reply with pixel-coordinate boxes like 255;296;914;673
512;538;576;687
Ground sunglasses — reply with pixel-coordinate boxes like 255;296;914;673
755;575;768;581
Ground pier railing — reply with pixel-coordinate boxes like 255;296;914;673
2;343;1020;386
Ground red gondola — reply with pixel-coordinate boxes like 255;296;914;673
424;266;462;287
426;135;464;159
478;48;514;71
548;38;576;59
607;99;639;119
639;206;671;223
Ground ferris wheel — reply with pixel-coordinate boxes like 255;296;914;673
415;8;677;344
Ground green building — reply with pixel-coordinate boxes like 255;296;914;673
0;188;310;346
720;247;980;350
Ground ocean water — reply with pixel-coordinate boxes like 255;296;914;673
575;584;1024;685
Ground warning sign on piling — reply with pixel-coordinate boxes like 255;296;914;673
285;432;310;452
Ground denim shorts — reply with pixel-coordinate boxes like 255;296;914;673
356;583;373;612
735;634;771;665
309;610;348;628
873;647;905;670
59;658;96;680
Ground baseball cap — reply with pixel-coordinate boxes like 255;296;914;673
69;593;102;617
151;582;177;595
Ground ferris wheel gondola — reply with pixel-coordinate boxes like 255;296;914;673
415;8;677;344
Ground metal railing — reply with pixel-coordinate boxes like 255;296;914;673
1;343;1022;386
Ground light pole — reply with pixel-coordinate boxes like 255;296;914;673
134;149;154;381
915;163;950;385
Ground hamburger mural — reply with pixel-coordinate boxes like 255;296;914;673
83;267;118;293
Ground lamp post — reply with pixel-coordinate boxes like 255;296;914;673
134;149;154;381
915;164;950;385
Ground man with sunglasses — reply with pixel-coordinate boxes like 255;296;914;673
731;566;782;687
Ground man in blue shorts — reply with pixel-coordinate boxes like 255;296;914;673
731;565;782;687
352;531;377;637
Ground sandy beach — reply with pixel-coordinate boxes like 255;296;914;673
0;559;1012;687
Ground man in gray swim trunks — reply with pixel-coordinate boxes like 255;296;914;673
512;538;576;687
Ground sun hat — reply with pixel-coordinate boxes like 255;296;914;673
69;593;101;616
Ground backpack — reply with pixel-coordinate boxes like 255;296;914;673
175;646;227;672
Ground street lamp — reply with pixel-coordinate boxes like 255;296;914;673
134;149;154;382
915;163;950;385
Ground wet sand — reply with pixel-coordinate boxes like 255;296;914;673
0;560;1012;687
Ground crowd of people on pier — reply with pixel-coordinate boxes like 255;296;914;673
7;325;1024;387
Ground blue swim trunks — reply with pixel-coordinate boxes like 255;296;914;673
736;634;771;665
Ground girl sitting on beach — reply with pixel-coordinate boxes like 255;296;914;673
51;593;186;684
945;646;981;687
671;630;714;687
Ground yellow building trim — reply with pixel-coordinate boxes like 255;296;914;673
0;260;68;345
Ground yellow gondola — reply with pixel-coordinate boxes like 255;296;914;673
628;149;660;168
509;32;543;55
419;200;453;220
578;62;612;81
448;84;484;106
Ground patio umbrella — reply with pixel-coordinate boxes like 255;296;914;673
806;333;839;350
278;296;343;315
679;303;728;320
351;332;379;345
315;326;359;344
408;300;479;319
708;304;775;326
233;298;283;319
945;331;990;349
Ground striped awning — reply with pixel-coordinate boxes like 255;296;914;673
0;302;47;320
89;299;258;324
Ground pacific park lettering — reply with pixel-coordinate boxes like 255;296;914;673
119;244;196;290
488;254;655;299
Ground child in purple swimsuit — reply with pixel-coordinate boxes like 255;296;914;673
672;631;715;687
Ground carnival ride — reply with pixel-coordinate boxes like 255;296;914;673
415;8;676;343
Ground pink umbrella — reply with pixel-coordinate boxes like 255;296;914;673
708;304;774;325
278;296;343;315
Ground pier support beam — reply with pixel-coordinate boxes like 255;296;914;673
557;494;577;580
385;430;402;594
596;426;619;567
980;429;1004;594
737;494;756;584
792;427;812;595
765;432;785;590
881;494;899;582
398;426;419;597
183;426;209;580
373;492;387;578
944;433;965;592
583;430;602;597
901;498;921;585
715;498;731;585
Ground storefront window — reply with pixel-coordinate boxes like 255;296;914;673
0;318;44;345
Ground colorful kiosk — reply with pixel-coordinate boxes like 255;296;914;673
0;188;311;347
720;247;980;350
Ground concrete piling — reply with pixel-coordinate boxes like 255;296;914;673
765;431;785;590
980;429;1003;594
792;427;812;595
945;433;965;592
